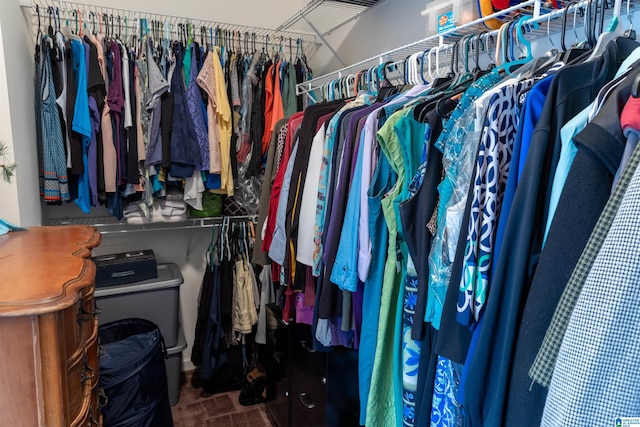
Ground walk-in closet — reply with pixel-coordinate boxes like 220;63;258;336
1;0;639;426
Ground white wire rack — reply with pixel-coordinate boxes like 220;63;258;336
295;0;540;96
296;0;638;98
276;0;385;36
49;215;257;234
20;0;318;49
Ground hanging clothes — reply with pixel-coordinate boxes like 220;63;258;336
168;42;201;178
36;39;70;202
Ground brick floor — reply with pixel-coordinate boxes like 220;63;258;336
171;370;271;427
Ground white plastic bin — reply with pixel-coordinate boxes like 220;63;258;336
422;0;479;36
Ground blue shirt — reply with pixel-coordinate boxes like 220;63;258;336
269;141;299;266
331;130;367;291
71;39;92;214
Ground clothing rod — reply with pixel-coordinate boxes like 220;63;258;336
22;0;318;46
295;0;540;96
297;0;633;97
49;215;257;234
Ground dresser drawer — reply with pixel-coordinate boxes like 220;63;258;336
73;405;89;427
67;350;87;424
63;299;83;359
87;326;99;388
80;288;97;345
72;401;101;427
68;334;96;426
0;226;101;426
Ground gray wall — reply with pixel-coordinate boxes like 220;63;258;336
309;0;431;75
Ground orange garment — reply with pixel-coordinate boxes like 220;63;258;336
270;61;285;134
261;64;276;152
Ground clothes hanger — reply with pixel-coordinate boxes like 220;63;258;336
470;33;488;79
546;6;559;55
47;6;54;38
410;43;456;122
585;0;624;62
559;1;590;63
376;61;398;100
426;47;437;83
102;14;108;39
631;63;640;97
34;5;42;61
407;52;417;84
368;66;376;92
45;6;63;60
447;36;475;89
434;45;442;79
55;7;60;34
345;74;355;97
89;12;96;36
81;10;88;37
623;0;636;39
496;16;538;75
494;22;505;67
124;16;129;46
468;33;489;81
407;53;418;84
401;57;408;84
413;50;424;84
519;8;564;79
388;62;405;86
433;44;454;85
477;32;495;71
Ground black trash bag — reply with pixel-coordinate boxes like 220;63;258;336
99;318;174;427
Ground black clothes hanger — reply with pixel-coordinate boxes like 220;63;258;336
34;5;42;62
560;2;590;63
47;6;55;38
471;33;490;81
90;12;96;35
71;10;77;35
632;72;640;97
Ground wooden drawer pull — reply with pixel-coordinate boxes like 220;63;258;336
82;362;95;383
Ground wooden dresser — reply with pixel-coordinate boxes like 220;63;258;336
0;226;102;426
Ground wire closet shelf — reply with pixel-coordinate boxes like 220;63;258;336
22;0;319;51
23;0;270;232
48;215;258;234
297;0;637;97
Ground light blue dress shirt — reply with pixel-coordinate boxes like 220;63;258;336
268;141;299;265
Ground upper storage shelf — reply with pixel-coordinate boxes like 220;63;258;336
20;0;319;48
